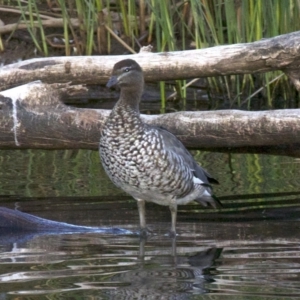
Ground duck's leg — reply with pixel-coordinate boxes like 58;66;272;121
139;238;146;259
137;199;148;237
169;202;177;238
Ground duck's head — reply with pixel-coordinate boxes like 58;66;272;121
106;59;144;93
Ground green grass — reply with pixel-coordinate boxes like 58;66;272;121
1;0;300;109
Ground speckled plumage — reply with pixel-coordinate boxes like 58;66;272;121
99;59;220;236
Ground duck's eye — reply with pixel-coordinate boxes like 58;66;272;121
124;67;130;72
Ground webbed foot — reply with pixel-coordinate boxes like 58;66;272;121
139;227;153;239
168;230;177;238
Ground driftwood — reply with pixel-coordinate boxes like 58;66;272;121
0;31;300;152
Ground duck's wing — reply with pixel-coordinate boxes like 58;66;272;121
154;126;219;186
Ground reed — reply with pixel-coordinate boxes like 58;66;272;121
13;0;48;55
2;0;300;109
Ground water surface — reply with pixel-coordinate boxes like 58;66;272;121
0;149;299;299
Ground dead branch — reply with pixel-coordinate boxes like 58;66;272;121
0;18;80;35
0;31;300;92
0;82;300;152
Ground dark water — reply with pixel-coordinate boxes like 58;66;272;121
0;149;300;299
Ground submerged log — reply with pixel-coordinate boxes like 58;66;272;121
0;81;300;151
0;207;132;234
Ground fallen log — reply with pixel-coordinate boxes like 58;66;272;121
1;31;300;91
1;32;300;153
0;81;300;152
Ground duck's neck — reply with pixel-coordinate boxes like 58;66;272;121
107;88;144;133
116;87;142;113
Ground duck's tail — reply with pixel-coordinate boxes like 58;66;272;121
194;194;223;209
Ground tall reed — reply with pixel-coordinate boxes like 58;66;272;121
145;0;300;108
2;0;300;109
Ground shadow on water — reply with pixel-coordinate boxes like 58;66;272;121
0;149;300;298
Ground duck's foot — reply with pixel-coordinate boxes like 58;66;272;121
139;227;153;239
168;230;177;238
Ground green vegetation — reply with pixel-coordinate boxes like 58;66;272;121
1;0;300;109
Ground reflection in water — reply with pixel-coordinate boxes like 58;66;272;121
0;150;299;298
0;228;299;299
0;230;221;298
0;199;300;298
0;149;300;198
103;240;221;298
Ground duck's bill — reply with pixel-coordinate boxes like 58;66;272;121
106;76;118;88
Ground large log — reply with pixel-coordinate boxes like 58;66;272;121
1;31;300;153
1;31;300;91
0;82;300;152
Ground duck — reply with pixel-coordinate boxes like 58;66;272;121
99;59;220;237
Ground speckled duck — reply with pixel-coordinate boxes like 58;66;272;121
99;59;220;236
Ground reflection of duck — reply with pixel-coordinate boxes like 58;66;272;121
100;59;220;236
103;247;222;298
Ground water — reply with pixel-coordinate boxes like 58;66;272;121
0;149;300;299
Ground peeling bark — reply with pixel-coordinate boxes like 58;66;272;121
0;82;300;153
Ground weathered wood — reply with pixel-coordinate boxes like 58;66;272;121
0;82;108;149
0;18;80;35
1;31;300;91
0;82;300;151
1;31;300;152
